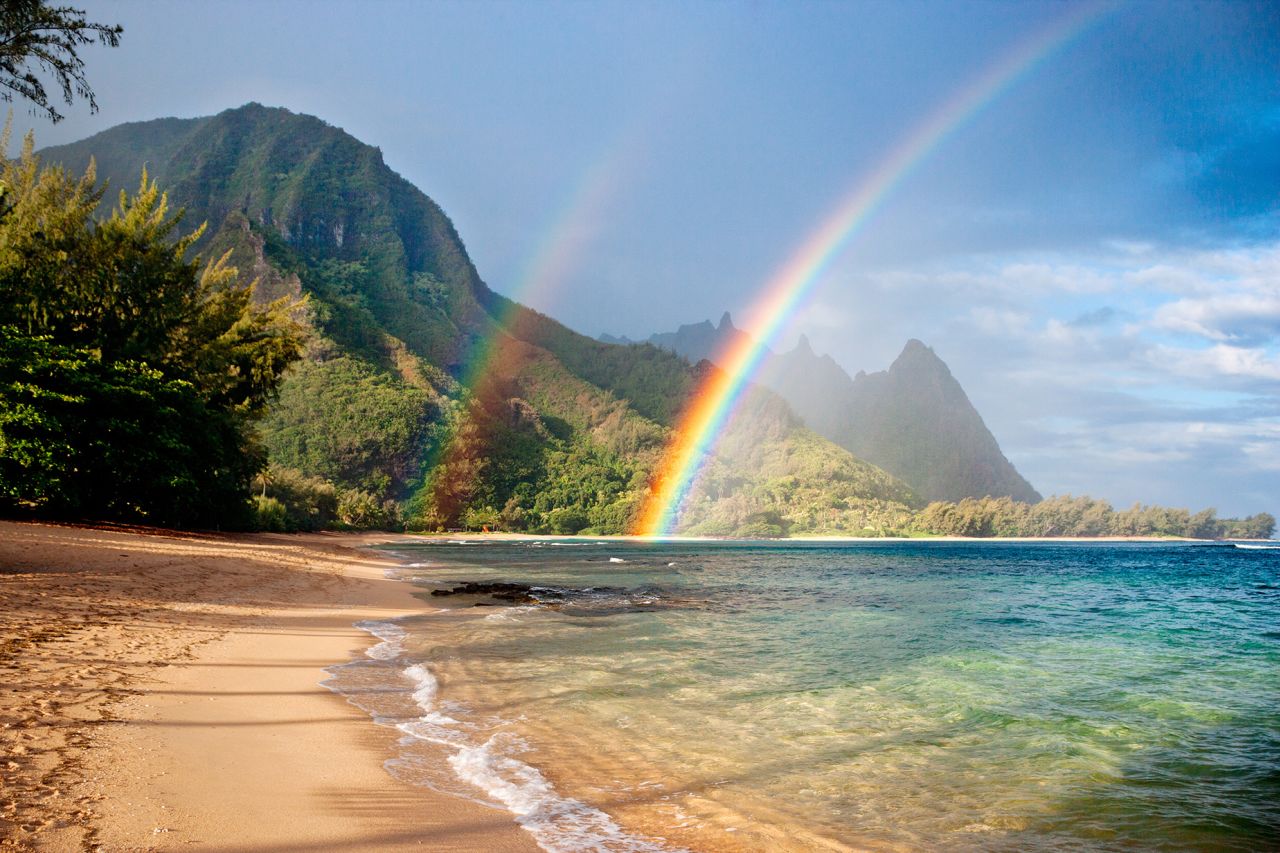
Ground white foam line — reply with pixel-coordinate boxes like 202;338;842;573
356;619;407;661
485;605;539;622
339;623;681;853
449;735;678;853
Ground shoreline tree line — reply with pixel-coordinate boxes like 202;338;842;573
913;494;1274;540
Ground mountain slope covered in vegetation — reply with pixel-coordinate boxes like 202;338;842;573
39;104;921;534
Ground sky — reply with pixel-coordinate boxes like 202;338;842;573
15;0;1280;516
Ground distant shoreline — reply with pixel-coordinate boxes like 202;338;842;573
391;531;1274;544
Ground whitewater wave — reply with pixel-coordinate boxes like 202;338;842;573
328;620;680;852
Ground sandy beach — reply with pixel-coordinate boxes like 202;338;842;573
0;520;538;852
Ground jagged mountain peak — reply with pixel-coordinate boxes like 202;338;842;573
847;341;1040;503
889;339;957;384
41;102;491;369
635;314;1040;505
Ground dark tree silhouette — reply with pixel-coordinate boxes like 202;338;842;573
0;1;121;123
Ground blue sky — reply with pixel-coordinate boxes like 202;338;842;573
17;0;1280;516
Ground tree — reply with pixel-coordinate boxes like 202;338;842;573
0;131;305;526
0;329;262;525
1228;512;1276;540
0;1;122;122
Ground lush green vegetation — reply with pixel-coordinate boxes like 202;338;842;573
913;494;1275;540
402;383;649;534
261;352;440;496
25;106;1271;538
480;292;693;427
0;133;303;526
677;387;920;536
1;329;260;526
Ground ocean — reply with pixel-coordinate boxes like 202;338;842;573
324;539;1280;851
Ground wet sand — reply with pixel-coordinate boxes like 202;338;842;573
0;520;538;852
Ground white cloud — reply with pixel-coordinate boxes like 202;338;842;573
1151;293;1280;344
967;307;1030;337
1126;244;1280;296
809;239;1280;511
1150;343;1280;383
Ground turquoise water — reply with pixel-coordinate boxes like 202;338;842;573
329;540;1280;851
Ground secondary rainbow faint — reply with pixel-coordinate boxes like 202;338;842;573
421;132;644;511
633;2;1115;537
459;138;640;391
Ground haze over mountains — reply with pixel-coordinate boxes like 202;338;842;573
604;312;1041;504
18;103;1272;538
40;103;926;535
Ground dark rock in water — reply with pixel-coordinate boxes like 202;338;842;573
429;579;666;613
431;581;544;604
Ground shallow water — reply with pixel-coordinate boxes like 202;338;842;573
326;540;1280;851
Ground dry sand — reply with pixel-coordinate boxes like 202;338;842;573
0;520;539;852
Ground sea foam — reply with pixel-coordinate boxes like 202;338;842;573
449;734;675;853
333;621;678;852
356;619;406;660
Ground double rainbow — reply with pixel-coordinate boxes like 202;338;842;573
634;2;1113;536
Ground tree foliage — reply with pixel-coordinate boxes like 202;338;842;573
260;353;439;496
0;329;260;525
0;1;122;122
913;495;1275;540
0;132;304;525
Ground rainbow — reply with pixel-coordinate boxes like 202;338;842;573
419;133;644;519
460;139;640;390
634;2;1113;537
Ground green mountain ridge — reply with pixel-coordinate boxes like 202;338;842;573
39;103;921;535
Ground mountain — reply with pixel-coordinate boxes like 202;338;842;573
39;104;921;535
834;340;1041;504
757;334;857;440
648;311;752;364
611;315;1040;504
